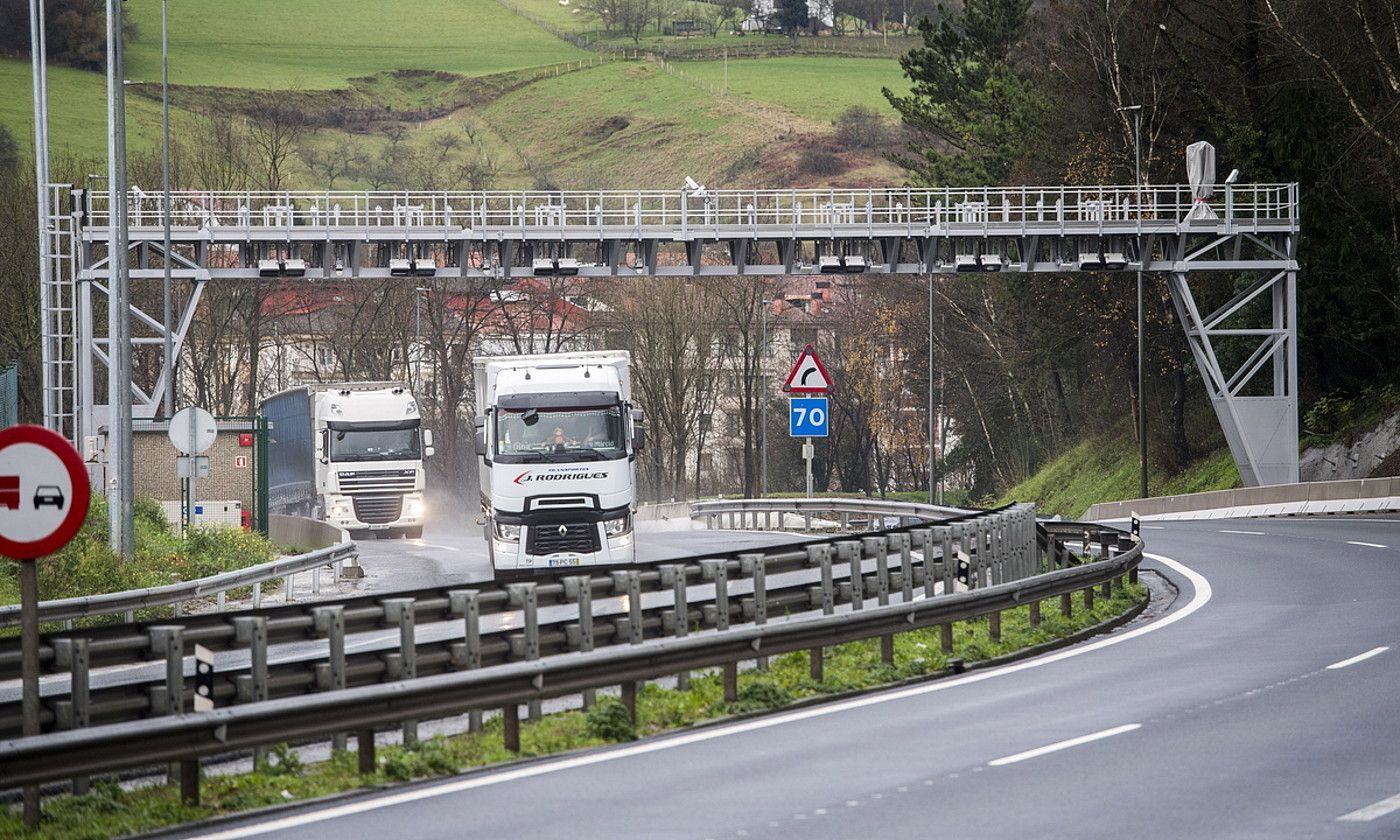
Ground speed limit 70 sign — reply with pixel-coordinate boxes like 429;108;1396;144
789;397;829;438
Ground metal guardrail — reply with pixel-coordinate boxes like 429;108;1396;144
0;512;1142;792
1084;476;1400;521
82;183;1299;235
692;497;974;531
0;517;357;629
0;503;1046;739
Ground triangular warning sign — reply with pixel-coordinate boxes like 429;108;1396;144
782;344;832;393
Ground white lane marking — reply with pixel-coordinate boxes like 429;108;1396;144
1141;525;1165;530
1218;529;1266;536
1346;540;1388;549
987;723;1142;767
1326;646;1389;670
188;552;1209;840
405;540;461;552
1338;792;1400;822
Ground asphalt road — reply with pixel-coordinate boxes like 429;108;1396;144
171;516;1400;839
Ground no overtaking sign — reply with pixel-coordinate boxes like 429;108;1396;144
0;425;90;561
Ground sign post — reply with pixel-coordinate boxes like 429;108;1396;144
783;345;832;499
168;406;216;531
0;424;92;827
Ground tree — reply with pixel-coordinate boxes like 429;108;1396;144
246;93;308;191
0;125;18;176
776;0;810;36
883;0;1046;185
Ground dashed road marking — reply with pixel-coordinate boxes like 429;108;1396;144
1338;792;1400;822
1346;540;1388;549
1326;646;1389;670
988;724;1142;767
1219;529;1266;536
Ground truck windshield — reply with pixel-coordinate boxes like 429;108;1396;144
329;427;421;462
495;405;625;462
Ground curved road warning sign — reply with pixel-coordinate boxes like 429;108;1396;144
782;344;832;393
0;425;91;560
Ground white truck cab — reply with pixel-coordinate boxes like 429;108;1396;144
474;352;644;577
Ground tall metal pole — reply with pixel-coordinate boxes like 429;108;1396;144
107;0;134;558
759;293;768;497
1119;104;1146;499
29;0;53;432
161;0;175;416
927;274;935;505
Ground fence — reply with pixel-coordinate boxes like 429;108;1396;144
1084;476;1400;521
0;504;1142;800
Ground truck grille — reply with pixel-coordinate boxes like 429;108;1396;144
339;469;416;495
528;522;601;555
352;495;403;525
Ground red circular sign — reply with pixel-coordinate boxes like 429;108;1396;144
0;425;91;561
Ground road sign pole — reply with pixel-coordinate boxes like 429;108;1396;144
805;436;813;498
20;558;40;826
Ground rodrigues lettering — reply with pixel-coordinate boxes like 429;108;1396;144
513;469;610;485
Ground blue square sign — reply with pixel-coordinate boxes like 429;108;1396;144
789;397;829;438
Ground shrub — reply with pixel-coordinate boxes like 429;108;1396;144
730;680;792;713
798;147;845;176
585;697;637;742
832;105;894;150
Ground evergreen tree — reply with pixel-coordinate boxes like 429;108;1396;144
777;0;811;37
883;0;1045;185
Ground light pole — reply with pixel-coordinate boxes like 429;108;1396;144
161;0;174;416
1118;103;1146;499
927;274;935;505
107;0;134;559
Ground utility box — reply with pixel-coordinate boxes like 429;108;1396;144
160;500;245;534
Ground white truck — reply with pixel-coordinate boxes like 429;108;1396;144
473;351;644;577
261;382;432;539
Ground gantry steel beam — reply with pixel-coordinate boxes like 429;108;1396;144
46;183;1300;485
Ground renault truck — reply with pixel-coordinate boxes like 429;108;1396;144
261;382;432;539
473;351;644;577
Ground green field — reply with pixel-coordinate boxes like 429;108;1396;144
0;58;196;160
683;56;905;121
120;0;588;89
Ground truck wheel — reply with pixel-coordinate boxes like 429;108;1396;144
402;526;423;539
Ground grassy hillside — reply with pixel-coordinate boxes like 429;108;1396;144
682;56;903;121
995;434;1241;519
120;0;588;89
0;58;201;161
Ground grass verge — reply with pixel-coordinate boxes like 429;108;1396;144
1;582;1145;838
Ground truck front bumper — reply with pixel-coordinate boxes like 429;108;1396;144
325;492;426;533
490;524;635;572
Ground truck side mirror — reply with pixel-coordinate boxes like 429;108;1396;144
424;446;436;458
318;429;329;465
423;428;434;448
474;415;487;457
630;408;646;453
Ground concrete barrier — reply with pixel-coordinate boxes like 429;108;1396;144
1085;476;1400;521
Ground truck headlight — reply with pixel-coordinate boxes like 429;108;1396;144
406;498;426;518
602;513;631;538
495;522;522;542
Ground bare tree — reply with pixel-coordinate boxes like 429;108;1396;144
246;93;308;190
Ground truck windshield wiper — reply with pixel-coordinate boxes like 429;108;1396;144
547;448;606;461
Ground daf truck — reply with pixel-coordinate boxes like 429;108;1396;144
261;382;432;539
473;351;644;577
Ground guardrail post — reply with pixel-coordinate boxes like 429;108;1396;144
148;626;186;786
562;576;597;708
381;598;419;745
508;583;542;721
1083;584;1095;611
53;638;91;794
702;560;737;702
740;553;768;670
233;616;269;768
613;570;644;719
449;590;485;729
939;526;955;596
895;533;914;604
988;519;1002;585
988;610;1001;643
837;540;863;610
503;702;521;753
1029;598;1041;628
808;545;832;681
864;536;894;664
660;565;689;690
312;605;348;751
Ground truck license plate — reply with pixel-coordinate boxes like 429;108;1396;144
548;556;581;567
369;524;389;530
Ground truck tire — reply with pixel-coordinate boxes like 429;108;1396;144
402;526;423;539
